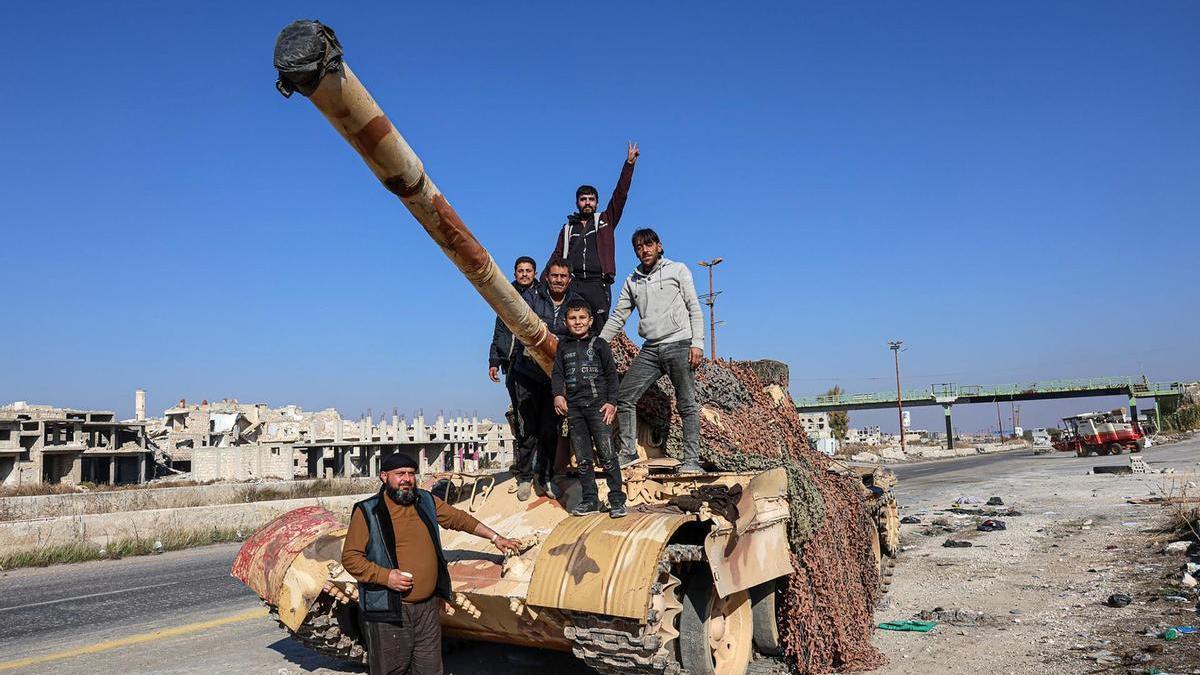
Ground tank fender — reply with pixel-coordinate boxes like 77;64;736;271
526;511;696;620
703;467;795;598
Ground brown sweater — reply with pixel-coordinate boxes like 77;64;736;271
342;493;483;603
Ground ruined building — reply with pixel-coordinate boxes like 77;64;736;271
0;402;152;486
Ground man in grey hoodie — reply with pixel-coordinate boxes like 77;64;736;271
600;228;705;473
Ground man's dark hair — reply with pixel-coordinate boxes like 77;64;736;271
565;298;593;316
631;228;661;248
546;256;570;273
576;185;598;200
513;256;536;272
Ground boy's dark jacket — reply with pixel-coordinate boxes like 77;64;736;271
551;334;619;407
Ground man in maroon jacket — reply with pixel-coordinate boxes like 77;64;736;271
546;142;639;333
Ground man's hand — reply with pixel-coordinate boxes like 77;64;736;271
553;395;568;416
689;347;703;368
600;402;617;425
626;140;640;164
488;366;500;383
492;536;523;556
386;569;414;595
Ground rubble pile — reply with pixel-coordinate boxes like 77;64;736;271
611;336;886;672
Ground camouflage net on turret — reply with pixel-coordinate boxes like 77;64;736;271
611;336;886;673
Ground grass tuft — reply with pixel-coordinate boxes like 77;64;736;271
0;526;252;571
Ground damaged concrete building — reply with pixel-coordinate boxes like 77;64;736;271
0;402;152;486
147;397;515;482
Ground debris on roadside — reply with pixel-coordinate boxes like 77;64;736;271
900;515;921;524
1106;593;1132;607
943;539;973;548
977;519;1007;532
987;496;1005;506
878;619;937;632
914;607;1000;627
953;495;983;506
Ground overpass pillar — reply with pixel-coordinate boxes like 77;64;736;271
943;404;954;450
1128;395;1138;429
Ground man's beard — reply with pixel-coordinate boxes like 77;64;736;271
386;486;418;505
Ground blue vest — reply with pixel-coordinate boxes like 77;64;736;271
353;489;451;623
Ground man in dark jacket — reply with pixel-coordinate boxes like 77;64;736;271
552;298;626;518
342;452;520;675
546;142;639;332
510;258;580;500
487;256;537;472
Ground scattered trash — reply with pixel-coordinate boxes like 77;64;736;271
900;516;921;524
977;519;1006;532
1173;626;1199;634
943;539;973;548
1183;572;1198;589
986;496;1004;506
1161;628;1180;641
1165;541;1191;553
878;620;937;633
1120;522;1140;527
1092;466;1132;475
1106;593;1132;608
1164;595;1190;602
953;495;983;506
1187;562;1200;575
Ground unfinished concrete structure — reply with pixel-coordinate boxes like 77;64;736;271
295;413;514;479
0;402;151;487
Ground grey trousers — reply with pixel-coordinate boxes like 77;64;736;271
616;340;700;463
365;596;443;675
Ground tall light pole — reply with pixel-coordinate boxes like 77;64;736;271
698;258;724;361
888;341;906;453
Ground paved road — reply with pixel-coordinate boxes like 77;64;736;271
1;439;1194;673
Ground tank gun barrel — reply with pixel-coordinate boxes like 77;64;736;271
272;20;556;374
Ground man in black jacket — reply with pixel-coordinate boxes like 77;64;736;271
487;256;537;474
552;298;626;517
509;258;580;500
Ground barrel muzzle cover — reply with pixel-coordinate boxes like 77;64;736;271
274;20;343;98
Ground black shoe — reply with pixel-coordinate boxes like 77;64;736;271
678;461;703;474
571;502;599;517
609;504;628;518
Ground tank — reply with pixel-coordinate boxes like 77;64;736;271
231;21;901;674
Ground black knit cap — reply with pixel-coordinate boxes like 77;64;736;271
380;453;419;472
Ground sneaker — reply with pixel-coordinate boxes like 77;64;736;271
609;504;628;518
678;461;703;474
571;502;599;517
542;478;558;500
516;480;531;502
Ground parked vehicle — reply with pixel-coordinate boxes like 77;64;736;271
1052;412;1144;456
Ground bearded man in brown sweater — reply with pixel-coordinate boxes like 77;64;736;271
342;453;521;674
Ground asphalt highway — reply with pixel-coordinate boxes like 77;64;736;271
1;440;1193;673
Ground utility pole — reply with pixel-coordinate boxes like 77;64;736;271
996;400;1004;442
888;341;906;454
698;258;724;361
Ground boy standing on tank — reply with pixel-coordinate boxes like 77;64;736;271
552;298;627;518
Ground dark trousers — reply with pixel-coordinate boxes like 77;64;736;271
571;278;611;335
503;370;524;471
616;340;700;463
567;404;626;507
365;596;443;675
511;374;557;484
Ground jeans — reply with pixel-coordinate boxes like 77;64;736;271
510;373;556;484
616;340;699;464
567;403;625;507
365;596;443;674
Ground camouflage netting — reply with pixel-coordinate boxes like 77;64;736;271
610;336;887;673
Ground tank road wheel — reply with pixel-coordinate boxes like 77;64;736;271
869;495;900;594
1108;443;1124;455
679;568;754;675
749;580;783;656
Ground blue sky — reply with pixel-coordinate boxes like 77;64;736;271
2;2;1196;432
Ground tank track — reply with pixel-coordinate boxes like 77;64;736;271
564;543;703;675
870;494;900;594
268;595;367;664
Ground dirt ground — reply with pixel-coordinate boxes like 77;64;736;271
872;437;1200;675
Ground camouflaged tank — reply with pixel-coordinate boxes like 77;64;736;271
230;21;900;675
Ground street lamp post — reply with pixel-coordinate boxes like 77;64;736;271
698;258;724;361
888;341;906;454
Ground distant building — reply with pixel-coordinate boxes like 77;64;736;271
0;402;152;487
845;425;882;446
798;412;832;440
